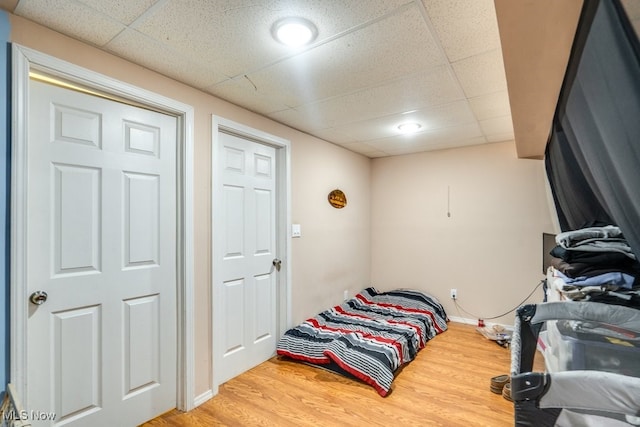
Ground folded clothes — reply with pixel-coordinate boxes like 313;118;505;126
556;225;622;248
554;225;636;260
550;246;636;264
550;256;640;281
565;240;636;259
556;270;635;290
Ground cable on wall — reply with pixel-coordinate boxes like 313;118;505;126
453;280;545;320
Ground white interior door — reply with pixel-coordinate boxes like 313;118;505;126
214;131;279;385
26;79;177;426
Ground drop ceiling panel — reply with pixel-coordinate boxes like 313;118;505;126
72;0;157;26
332;100;477;141
452;48;508;98
275;65;465;130
468;90;512;121
244;5;447;107
133;0;287;77
384;135;487;156
479;115;514;139
310;128;359;145
106;29;229;89
208;78;293;115
486;132;515;143
15;0;126;46
133;0;411;79
368;151;390;158
265;107;327;134
364;122;485;152
338;142;384;155
422;0;501;62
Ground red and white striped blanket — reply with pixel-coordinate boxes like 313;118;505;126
276;287;448;396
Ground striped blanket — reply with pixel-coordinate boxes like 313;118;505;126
276;287;448;396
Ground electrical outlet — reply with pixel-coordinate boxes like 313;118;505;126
450;288;457;300
343;290;349;300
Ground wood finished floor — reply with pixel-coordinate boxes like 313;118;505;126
142;322;544;427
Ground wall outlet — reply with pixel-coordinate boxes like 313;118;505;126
450;288;457;300
343;290;349;301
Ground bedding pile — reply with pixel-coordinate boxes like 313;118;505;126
276;287;448;396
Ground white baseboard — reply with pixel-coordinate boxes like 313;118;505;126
447;315;476;325
448;315;513;330
193;389;214;408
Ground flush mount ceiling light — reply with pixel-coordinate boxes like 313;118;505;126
272;17;318;47
397;122;422;134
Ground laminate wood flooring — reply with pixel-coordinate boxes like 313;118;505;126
143;322;544;427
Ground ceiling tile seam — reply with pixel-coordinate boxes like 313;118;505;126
349;120;484;145
468;92;513;120
344;145;387;155
272;64;467;112
310;97;480;134
125;0;171;29
101;0;171;48
16;1;230;91
262;106;301;121
358;134;443;147
414;0;469;102
104;27;233;87
63;0;165;47
449;46;504;68
468;88;509;100
449;45;505;64
211;1;419;86
329;142;379;155
479;130;503;143
30;0;127;48
450;49;509;102
382;137;483;153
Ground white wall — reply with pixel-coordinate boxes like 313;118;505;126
370;141;556;325
291;140;371;325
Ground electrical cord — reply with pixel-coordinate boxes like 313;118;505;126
453;280;545;320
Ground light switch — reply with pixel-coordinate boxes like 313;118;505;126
291;224;301;238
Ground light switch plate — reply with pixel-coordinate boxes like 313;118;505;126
291;224;301;238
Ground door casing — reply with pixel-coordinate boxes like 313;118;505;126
10;44;196;411
211;116;292;395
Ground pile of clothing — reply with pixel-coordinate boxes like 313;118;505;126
550;224;640;308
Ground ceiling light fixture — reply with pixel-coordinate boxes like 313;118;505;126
398;122;422;134
272;17;318;47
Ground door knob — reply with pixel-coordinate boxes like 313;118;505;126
272;258;282;271
30;290;48;305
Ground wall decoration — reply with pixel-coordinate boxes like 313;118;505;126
328;189;347;209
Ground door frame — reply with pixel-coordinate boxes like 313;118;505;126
10;44;196;411
211;116;291;395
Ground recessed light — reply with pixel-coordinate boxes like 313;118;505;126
272;17;318;47
398;122;422;134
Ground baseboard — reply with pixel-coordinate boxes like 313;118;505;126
448;316;513;330
193;389;214;408
447;315;476;326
